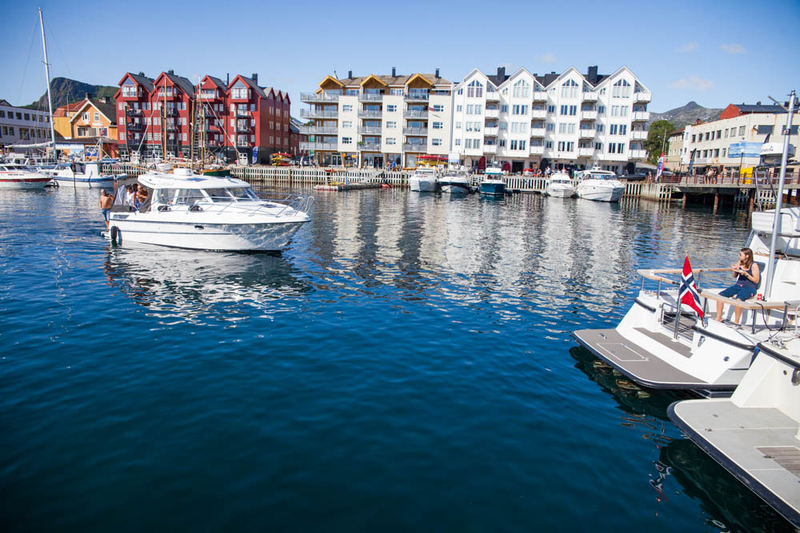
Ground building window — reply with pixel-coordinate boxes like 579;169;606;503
595;142;603;150
456;105;463;112
432;138;442;146
546;141;553;148
560;79;579;98
500;104;508;113
342;121;352;128
342;105;353;112
512;105;528;115
455;122;461;129
617;143;625;153
432;122;443;130
454;139;461;146
432;105;444;112
612;79;631;98
467;80;483;98
343;137;352;144
546;123;555;132
499;139;506;147
598;105;605;114
512;80;530;98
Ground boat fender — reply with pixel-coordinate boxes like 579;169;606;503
110;225;120;245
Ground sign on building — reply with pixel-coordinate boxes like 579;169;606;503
728;142;762;158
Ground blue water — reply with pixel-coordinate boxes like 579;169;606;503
0;187;794;532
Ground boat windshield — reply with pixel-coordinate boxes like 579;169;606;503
204;187;259;202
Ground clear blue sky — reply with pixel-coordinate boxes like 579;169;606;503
2;0;798;113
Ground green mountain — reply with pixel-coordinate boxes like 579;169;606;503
649;101;722;131
26;77;117;111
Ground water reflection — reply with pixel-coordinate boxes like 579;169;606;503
103;247;311;325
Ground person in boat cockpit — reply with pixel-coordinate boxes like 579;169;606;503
715;247;760;324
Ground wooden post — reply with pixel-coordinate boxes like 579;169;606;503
682;192;687;207
713;190;719;213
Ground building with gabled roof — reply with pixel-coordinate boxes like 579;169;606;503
451;64;651;174
300;68;453;168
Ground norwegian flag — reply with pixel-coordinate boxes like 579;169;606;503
679;255;704;318
655;152;664;180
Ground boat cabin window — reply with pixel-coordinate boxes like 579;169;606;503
228;187;258;201
172;188;207;205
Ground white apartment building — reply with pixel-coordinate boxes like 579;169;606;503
300;69;452;168
675;103;800;172
451;66;651;174
0;99;53;149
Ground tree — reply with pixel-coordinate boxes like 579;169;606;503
644;120;675;165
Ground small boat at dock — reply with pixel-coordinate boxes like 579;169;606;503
545;173;576;198
408;167;438;192
51;161;119;188
439;171;472;194
576;167;624;202
0;163;52;189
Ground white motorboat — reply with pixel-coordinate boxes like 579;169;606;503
52;161;118;188
667;333;800;528
408;167;438;192
107;168;313;252
439;171;472;194
0;163;52;189
576;167;625;202
545;172;576;198
573;206;800;395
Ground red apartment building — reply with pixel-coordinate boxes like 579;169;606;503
115;71;292;164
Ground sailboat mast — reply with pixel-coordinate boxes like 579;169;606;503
38;8;56;158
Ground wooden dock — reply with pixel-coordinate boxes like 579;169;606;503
102;164;800;208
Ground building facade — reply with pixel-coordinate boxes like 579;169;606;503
115;71;291;164
300;69;453;168
672;103;800;173
0;99;52;149
451;66;650;174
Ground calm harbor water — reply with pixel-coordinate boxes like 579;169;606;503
0;186;794;532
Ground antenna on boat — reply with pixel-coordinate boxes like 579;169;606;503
38;8;56;161
763;89;796;299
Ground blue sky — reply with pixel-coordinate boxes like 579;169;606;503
2;0;798;114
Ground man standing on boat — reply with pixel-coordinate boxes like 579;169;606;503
99;190;113;229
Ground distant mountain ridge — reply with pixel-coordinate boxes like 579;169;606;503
26;77;117;111
649;101;722;130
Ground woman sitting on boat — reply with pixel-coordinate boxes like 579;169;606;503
715;247;760;324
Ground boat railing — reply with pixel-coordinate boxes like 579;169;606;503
637;267;794;333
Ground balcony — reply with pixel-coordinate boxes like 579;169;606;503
360;93;384;102
581;110;597;120
485;108;500;118
404;93;430;103
300;141;338;151
629;149;647;159
235;108;250;117
530;129;545;138
404;109;428;119
301;92;340;103
531;109;547;119
403;127;428;136
634;91;652;103
632;111;650;121
533;92;547;102
578;147;595;157
236;125;252;133
631;130;648;140
300;109;339;119
484;126;499;136
582;92;599;102
403;143;427;152
126;122;143;131
484;144;497;154
358;126;382;135
165;108;177;116
579;129;596;138
486;92;500;102
530;145;544;155
359;109;382;118
125;109;143;116
359;142;381;151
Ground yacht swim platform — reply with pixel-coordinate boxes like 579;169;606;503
572;328;744;391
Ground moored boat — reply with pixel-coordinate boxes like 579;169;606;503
576;167;624;202
439;171;472;194
107;168;313;252
478;179;506;197
545;172;576;198
667;333;800;528
408;166;438;192
51;161;119;188
573;206;800;395
0;163;52;189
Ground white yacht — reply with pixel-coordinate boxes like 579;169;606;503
408;167;438;192
573;207;800;395
0;163;52;189
545;172;576;198
668;333;800;528
52;161;118;188
439;171;472;194
576;167;625;202
107;168;313;252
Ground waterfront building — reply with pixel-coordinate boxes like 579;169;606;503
300;69;453;168
116;71;291;164
0;99;52;150
53;101;85;139
451;65;651;174
51;95;118;158
665;128;684;170
674;102;800;174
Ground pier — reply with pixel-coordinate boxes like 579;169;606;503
103;163;800;208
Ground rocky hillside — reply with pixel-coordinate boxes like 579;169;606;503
26;77;117;111
649;101;722;130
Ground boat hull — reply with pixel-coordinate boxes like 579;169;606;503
545;185;576;198
479;180;505;196
409;176;437;192
53;177;115;189
109;218;308;252
0;177;51;190
440;180;471;194
577;184;624;202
